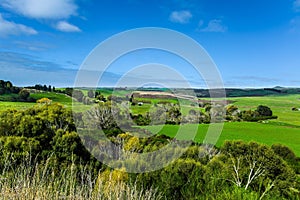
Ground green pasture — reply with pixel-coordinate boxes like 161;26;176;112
0;92;91;112
228;94;300;125
143;122;300;156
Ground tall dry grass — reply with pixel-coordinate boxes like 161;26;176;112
0;153;164;200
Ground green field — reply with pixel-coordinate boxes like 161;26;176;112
0;91;90;112
228;94;300;125
143;122;300;156
142;94;300;156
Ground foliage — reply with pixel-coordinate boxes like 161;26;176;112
0;80;20;95
214;141;297;196
18;89;30;100
72;89;84;102
0;103;97;167
238;105;278;122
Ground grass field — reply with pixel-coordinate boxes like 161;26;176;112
141;94;300;156
228;94;300;125
143;122;300;156
136;94;300;156
0;91;90;112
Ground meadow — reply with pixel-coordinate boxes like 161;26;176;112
143;122;300;156
141;94;300;156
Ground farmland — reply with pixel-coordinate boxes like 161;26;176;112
143;122;300;156
140;94;300;156
1;86;300;199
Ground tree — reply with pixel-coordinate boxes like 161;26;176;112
6;81;12;89
88;90;95;98
18;89;30;100
256;105;272;116
84;102;120;130
64;88;74;96
43;85;48;91
72;90;84;102
209;141;297;197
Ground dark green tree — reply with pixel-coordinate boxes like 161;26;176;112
256;105;272;116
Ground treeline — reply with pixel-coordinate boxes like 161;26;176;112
129;103;278;126
0;80;20;95
0;102;299;199
193;87;300;98
0;80;35;102
26;84;56;92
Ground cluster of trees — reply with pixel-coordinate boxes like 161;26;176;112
133;141;300;199
0;80;35;102
128;102;277;126
226;105;278;122
0;80;20;95
26;84;55;92
60;88;107;105
0;102;99;170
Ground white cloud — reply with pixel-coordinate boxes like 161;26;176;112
55;21;81;32
169;10;192;24
0;14;37;37
294;0;300;12
199;19;227;33
0;0;77;19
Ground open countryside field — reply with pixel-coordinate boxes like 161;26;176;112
0;91;91;112
228;94;300;125
143;122;300;156
142;94;300;156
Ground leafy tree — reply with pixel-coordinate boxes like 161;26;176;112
210;141;297;197
256;105;272;116
72;90;84;102
84;102;120;130
88;90;95;98
18;89;30;100
64;88;74;96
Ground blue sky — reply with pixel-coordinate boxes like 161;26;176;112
0;0;300;88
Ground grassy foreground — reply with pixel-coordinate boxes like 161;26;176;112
0;154;163;200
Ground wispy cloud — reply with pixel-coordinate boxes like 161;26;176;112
0;0;77;19
294;0;300;12
169;10;192;24
0;14;37;37
0;51;78;86
0;51;62;71
13;41;53;51
55;21;81;32
0;0;81;33
199;19;227;33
